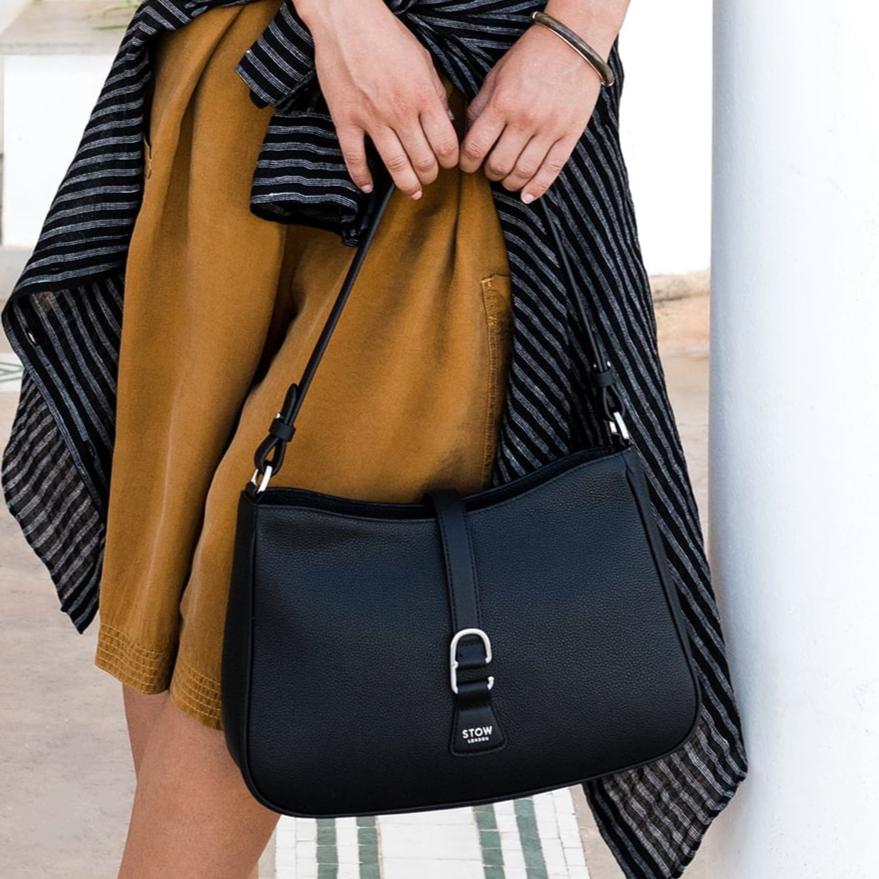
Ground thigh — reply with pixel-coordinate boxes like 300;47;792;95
123;685;170;777
119;698;279;879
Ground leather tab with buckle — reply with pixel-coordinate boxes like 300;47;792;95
430;488;506;756
448;627;504;755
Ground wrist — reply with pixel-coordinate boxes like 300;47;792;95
294;0;381;33
541;0;627;59
291;0;322;26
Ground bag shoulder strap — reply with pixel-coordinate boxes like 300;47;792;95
250;184;629;493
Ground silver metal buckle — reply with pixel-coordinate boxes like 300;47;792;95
250;410;287;494
608;410;631;443
250;464;273;495
449;627;494;695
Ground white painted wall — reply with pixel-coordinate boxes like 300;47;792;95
2;54;113;246
619;0;712;275
0;0;28;34
702;1;879;875
0;0;29;150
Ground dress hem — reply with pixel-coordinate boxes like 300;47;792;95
94;621;224;729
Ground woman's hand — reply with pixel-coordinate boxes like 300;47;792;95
460;0;628;203
296;0;459;199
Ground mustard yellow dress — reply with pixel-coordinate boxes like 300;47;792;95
94;0;513;728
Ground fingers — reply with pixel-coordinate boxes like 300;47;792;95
337;125;374;193
459;104;506;174
397;121;440;187
420;104;459;169
483;126;532;183
333;55;579;201
521;138;577;204
390;76;460;188
501;136;556;193
370;127;424;199
462;85;578;203
343;70;459;197
364;108;458;198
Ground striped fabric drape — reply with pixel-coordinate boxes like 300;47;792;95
0;0;746;875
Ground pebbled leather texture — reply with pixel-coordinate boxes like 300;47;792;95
221;445;701;818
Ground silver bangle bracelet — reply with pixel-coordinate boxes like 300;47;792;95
531;10;616;88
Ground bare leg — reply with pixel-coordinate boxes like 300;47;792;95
123;685;169;776
122;689;260;877
120;688;278;879
121;688;272;875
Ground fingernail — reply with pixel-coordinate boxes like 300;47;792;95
522;192;535;204
361;183;373;193
412;190;423;200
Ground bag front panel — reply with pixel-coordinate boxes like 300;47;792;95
227;450;700;816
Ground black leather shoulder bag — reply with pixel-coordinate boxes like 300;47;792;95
221;184;701;817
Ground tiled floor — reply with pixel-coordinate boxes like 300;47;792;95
0;352;23;391
273;790;589;879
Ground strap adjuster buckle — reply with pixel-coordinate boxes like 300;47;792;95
449;628;494;695
608;409;631;443
250;464;273;495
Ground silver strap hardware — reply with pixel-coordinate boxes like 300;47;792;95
609;410;631;443
450;627;495;695
250;463;274;494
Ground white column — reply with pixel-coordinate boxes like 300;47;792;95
704;1;879;876
619;0;712;275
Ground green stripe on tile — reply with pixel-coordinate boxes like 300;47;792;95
357;815;381;879
316;818;338;879
514;798;549;879
474;804;505;878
